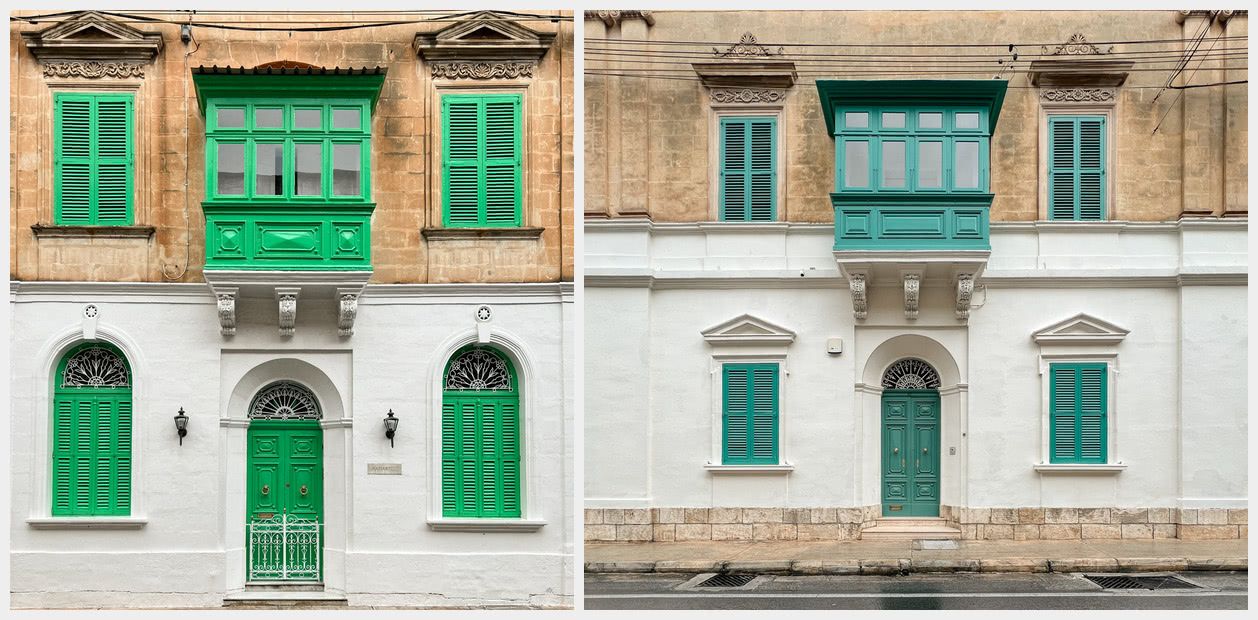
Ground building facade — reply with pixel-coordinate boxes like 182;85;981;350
10;10;574;608
585;11;1247;543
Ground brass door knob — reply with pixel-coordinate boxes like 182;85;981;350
299;484;308;496
893;447;899;454
261;484;270;495
923;448;928;454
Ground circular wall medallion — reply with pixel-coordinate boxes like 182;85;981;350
475;305;493;323
83;304;98;319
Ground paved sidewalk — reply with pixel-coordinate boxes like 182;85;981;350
585;539;1248;575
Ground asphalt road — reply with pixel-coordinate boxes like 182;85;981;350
585;571;1248;610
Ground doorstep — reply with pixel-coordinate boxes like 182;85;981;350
224;584;347;605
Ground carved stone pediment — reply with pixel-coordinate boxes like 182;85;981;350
702;313;797;346
1032;313;1130;345
21;11;163;68
415;10;556;73
1028;33;1131;88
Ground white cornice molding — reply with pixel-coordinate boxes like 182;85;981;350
10;281;573;302
1033;312;1130;345
585;218;1247;234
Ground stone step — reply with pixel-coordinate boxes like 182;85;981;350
223;587;347;608
861;517;961;540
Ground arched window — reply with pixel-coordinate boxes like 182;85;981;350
441;346;520;518
882;358;941;390
52;342;132;516
249;381;322;420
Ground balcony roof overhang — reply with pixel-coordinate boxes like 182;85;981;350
815;79;1009;136
191;65;387;115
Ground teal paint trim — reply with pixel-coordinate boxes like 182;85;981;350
1049;362;1108;464
816;80;1008;136
721;363;779;465
831;193;992;250
719;116;778;221
833;105;991;194
1048;115;1107;221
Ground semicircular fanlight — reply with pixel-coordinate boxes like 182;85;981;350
444;349;513;392
61;346;130;388
882;358;941;390
249;381;321;420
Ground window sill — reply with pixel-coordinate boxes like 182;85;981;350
31;225;155;239
1033;463;1127;474
427;518;546;532
704;463;795;475
421;227;544;241
27;516;148;529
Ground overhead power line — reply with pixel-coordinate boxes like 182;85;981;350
583;71;1247;90
585;35;1249;49
10;10;572;32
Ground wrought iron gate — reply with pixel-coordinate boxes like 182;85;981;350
247;512;322;581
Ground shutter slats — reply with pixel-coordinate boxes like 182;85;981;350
443;95;521;227
52;400;74;515
54;93;132;225
1048;116;1105;221
723;364;778;465
52;346;132;517
442;364;521;518
441;403;457;513
1049;363;1107;464
721;118;777;222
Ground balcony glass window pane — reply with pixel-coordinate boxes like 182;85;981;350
918;141;943;188
255;107;283;129
294;108;322;130
956;112;980;129
844;141;869;187
295;143;322;196
216;107;244;129
845;111;868;129
881;141;906;188
255;143;284;195
333;108;361;130
333;143;361;196
955;141;980;188
216;143;244;195
882;112;905;129
919;112;943;129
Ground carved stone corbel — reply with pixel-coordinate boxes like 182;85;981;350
276;288;300;336
955;274;975;320
337;290;359;337
216;288;238;336
903;274;921;320
849;274;867;320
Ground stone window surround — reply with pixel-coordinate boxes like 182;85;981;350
427;82;533;235
707;103;788;223
1035;352;1124;474
705;352;794;473
1037;96;1117;222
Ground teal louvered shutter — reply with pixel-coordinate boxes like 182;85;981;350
720;117;777;221
1049;363;1107;463
1048;116;1105;221
442;94;522;227
53;93;133;225
723;363;779;464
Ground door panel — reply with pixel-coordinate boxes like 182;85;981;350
882;392;941;517
246;423;323;580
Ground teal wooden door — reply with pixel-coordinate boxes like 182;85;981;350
247;420;323;581
881;391;940;517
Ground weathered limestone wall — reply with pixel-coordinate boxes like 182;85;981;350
585;10;1248;223
10;11;574;283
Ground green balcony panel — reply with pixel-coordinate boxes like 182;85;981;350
832;193;992;251
204;205;373;270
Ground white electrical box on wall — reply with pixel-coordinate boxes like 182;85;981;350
827;338;843;354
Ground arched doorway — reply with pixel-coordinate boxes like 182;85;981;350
245;381;323;582
881;358;941;517
51;342;133;516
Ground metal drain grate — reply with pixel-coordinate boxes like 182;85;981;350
696;574;757;588
1084;574;1203;590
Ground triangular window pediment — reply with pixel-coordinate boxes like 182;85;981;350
414;10;555;63
702;314;796;346
1032;313;1129;345
22;10;162;66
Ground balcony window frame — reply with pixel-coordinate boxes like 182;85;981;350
835;104;990;195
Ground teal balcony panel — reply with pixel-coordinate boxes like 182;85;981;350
832;193;991;251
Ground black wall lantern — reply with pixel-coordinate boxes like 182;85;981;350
384;409;399;447
174;407;189;445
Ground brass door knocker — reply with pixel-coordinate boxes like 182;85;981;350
261;484;270;495
299;484;308;496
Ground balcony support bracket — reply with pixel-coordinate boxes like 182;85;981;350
216;287;238;337
955;274;975;321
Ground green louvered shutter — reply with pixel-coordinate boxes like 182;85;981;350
1049;363;1107;463
499;399;521;516
51;399;75;514
458;400;478;514
53;92;133;225
442;94;522;227
441;402;457;514
1048;116;1105;221
720;117;777;221
723;363;779;464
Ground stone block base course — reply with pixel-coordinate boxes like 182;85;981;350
586;505;1247;542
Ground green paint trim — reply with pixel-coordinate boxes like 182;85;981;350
833;105;991;194
721;363;779;465
832;195;992;251
192;72;386;115
441;93;523;228
441;345;522;518
53;92;135;226
51;341;133;517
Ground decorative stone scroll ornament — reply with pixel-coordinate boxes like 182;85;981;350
955;274;975;320
276;288;300;337
41;60;145;79
585;10;656;27
430;61;535;80
337;292;358;337
217;291;237;337
1041;33;1113;56
1041;88;1115;102
849;274;868;320
61;347;131;388
903;274;921;321
714;32;784;58
882;358;942;390
444;349;514;392
710;88;787;104
249;382;321;420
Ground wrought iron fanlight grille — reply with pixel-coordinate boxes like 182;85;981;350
61;347;130;388
249;381;321;419
882;358;941;390
444;349;513;392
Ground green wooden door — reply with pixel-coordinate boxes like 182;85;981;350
881;390;940;517
247;420;322;581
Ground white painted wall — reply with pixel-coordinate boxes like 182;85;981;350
585;220;1247;512
9;282;573;608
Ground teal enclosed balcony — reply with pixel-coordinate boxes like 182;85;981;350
832;194;992;251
